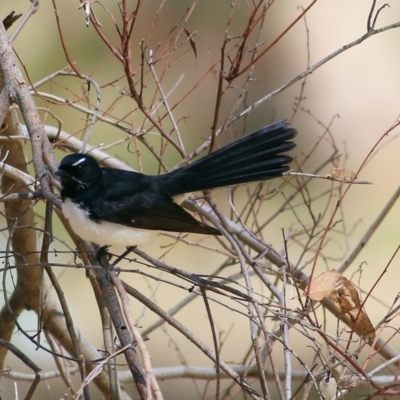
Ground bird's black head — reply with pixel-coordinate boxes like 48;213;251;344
56;154;102;197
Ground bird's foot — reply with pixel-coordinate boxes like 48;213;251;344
95;245;110;264
97;246;136;280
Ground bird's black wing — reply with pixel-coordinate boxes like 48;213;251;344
84;169;221;235
94;194;220;235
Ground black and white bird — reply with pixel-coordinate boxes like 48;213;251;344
56;121;296;247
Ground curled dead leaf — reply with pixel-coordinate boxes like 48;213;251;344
309;271;375;339
309;271;359;313
348;306;376;340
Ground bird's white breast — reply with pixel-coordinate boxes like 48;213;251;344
62;199;157;247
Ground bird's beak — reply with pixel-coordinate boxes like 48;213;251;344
55;169;69;178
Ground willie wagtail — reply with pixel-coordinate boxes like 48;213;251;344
56;121;296;247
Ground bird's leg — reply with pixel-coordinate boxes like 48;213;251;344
96;246;136;280
95;245;115;280
95;245;110;264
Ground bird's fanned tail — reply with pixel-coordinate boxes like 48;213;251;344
160;120;296;196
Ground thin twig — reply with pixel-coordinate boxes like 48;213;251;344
286;171;373;185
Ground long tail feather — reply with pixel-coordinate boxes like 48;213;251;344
160;120;296;196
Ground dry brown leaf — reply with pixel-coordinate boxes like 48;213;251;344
309;271;359;313
309;271;375;340
308;270;342;301
330;167;356;182
348;307;376;340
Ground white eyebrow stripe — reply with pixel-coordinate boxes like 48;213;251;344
72;158;87;167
